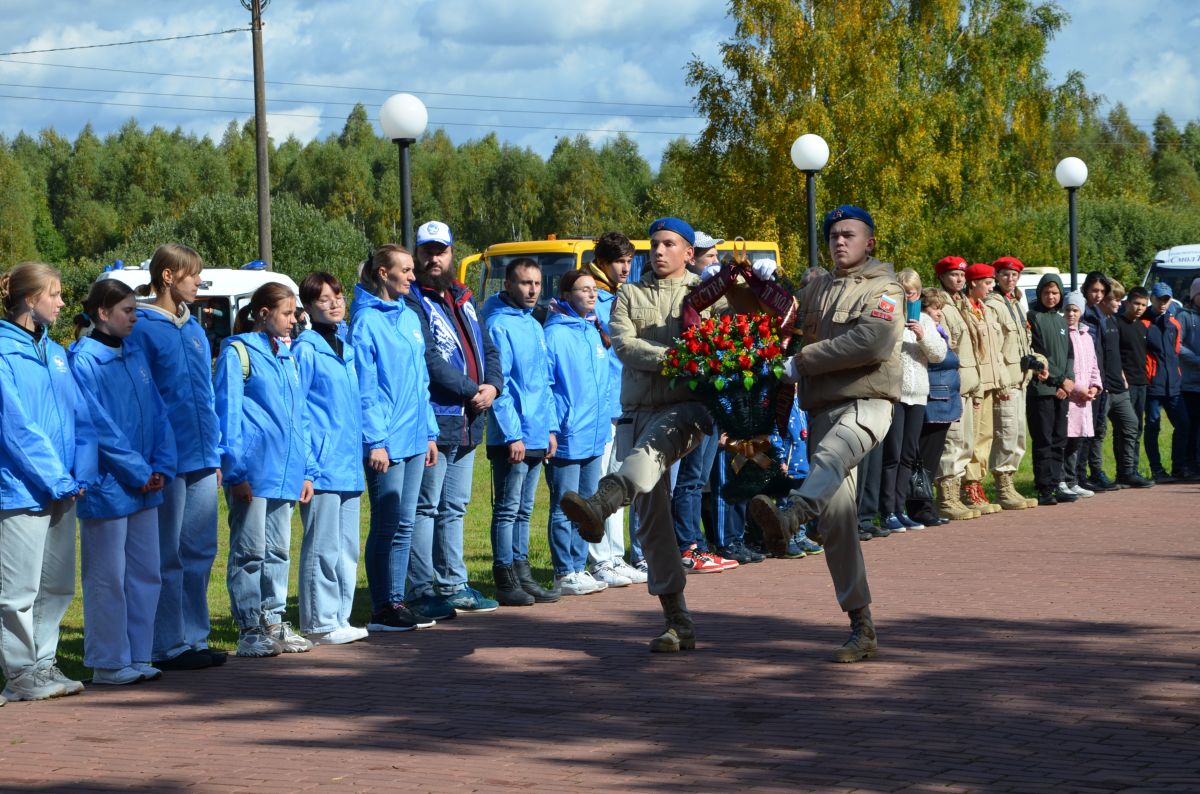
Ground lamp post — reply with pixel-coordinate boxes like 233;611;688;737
379;93;429;250
1055;156;1088;292
790;133;830;271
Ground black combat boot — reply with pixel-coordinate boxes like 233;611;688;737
492;564;534;607
561;474;631;542
512;559;560;603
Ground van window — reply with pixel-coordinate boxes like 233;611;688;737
482;253;581;306
1147;265;1200;305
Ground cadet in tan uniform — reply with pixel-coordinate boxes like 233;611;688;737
932;257;981;521
562;217;727;653
961;263;1004;514
985;256;1040;510
749;205;903;663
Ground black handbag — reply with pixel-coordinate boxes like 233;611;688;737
909;466;935;503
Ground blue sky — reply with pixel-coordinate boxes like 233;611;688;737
1;1;1196;167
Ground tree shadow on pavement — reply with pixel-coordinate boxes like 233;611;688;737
16;606;1198;792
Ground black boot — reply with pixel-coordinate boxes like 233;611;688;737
492;564;534;607
512;559;560;603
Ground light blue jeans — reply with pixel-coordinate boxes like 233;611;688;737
409;445;474;600
0;502;76;679
299;491;362;633
153;468;218;661
81;508;161;669
673;428;719;551
225;494;293;630
489;453;543;567
363;453;424;611
545;455;602;576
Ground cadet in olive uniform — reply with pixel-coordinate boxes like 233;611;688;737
749;205;904;663
932;257;982;520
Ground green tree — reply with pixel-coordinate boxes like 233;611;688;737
0;148;40;262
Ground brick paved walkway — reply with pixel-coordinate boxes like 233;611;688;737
2;483;1198;792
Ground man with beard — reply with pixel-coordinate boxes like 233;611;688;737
749;205;904;663
402;221;504;620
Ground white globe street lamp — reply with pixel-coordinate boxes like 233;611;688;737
791;134;830;270
1055;156;1089;291
380;93;429;250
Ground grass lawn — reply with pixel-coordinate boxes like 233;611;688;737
28;423;1175;683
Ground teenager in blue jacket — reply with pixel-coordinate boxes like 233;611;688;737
215;283;315;658
544;270;613;596
482;258;561;606
293;272;371;644
0;262;96;703
583;232;646;583
71;279;176;685
347;247;439;633
130;243;225;672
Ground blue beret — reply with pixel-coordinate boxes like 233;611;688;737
823;205;875;239
648;217;696;246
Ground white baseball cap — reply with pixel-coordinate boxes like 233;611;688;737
416;220;453;247
693;231;724;250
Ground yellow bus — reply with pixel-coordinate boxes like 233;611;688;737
458;236;782;305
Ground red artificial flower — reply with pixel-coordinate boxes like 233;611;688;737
686;360;699;374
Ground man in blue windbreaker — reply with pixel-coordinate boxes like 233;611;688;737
404;221;505;619
481;259;560;606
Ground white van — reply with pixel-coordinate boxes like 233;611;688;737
1143;245;1200;308
97;262;301;355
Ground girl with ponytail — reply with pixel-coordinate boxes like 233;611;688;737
128;243;226;671
70;278;176;685
0;262;96;702
214;282;315;658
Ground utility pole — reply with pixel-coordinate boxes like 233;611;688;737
242;0;273;268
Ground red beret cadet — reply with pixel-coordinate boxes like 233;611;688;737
935;256;967;275
965;263;995;282
992;256;1024;272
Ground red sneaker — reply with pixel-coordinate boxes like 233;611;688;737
701;550;739;571
681;546;725;574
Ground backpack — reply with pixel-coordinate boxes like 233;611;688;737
230;339;252;382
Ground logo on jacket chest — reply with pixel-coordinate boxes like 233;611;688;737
52;354;67;372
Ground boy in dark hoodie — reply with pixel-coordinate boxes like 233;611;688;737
1026;273;1076;505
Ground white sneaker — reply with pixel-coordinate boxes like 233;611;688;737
92;666;143;685
555;572;597;596
1069;483;1095;498
611;558;647;584
237;626;282;658
132;663;162;681
308;626;368;645
267;621;314;653
590;561;632;588
40;663;85;695
340;624;370;642
578;569;608;593
2;667;68;701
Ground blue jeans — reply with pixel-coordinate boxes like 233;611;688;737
489;452;544;567
673;429;718;551
409;445;474;600
225;495;293;630
706;451;744;548
153;468;218;660
1144;393;1187;474
299;491;362;632
363;454;424;611
545;455;602;576
81;508;161;669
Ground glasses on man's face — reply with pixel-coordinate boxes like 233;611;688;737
571;287;598;295
314;295;346;308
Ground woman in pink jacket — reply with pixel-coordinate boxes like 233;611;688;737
1064;291;1103;497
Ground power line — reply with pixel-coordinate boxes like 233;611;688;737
0;81;703;120
0;93;701;137
0;29;247;58
0;56;696;110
